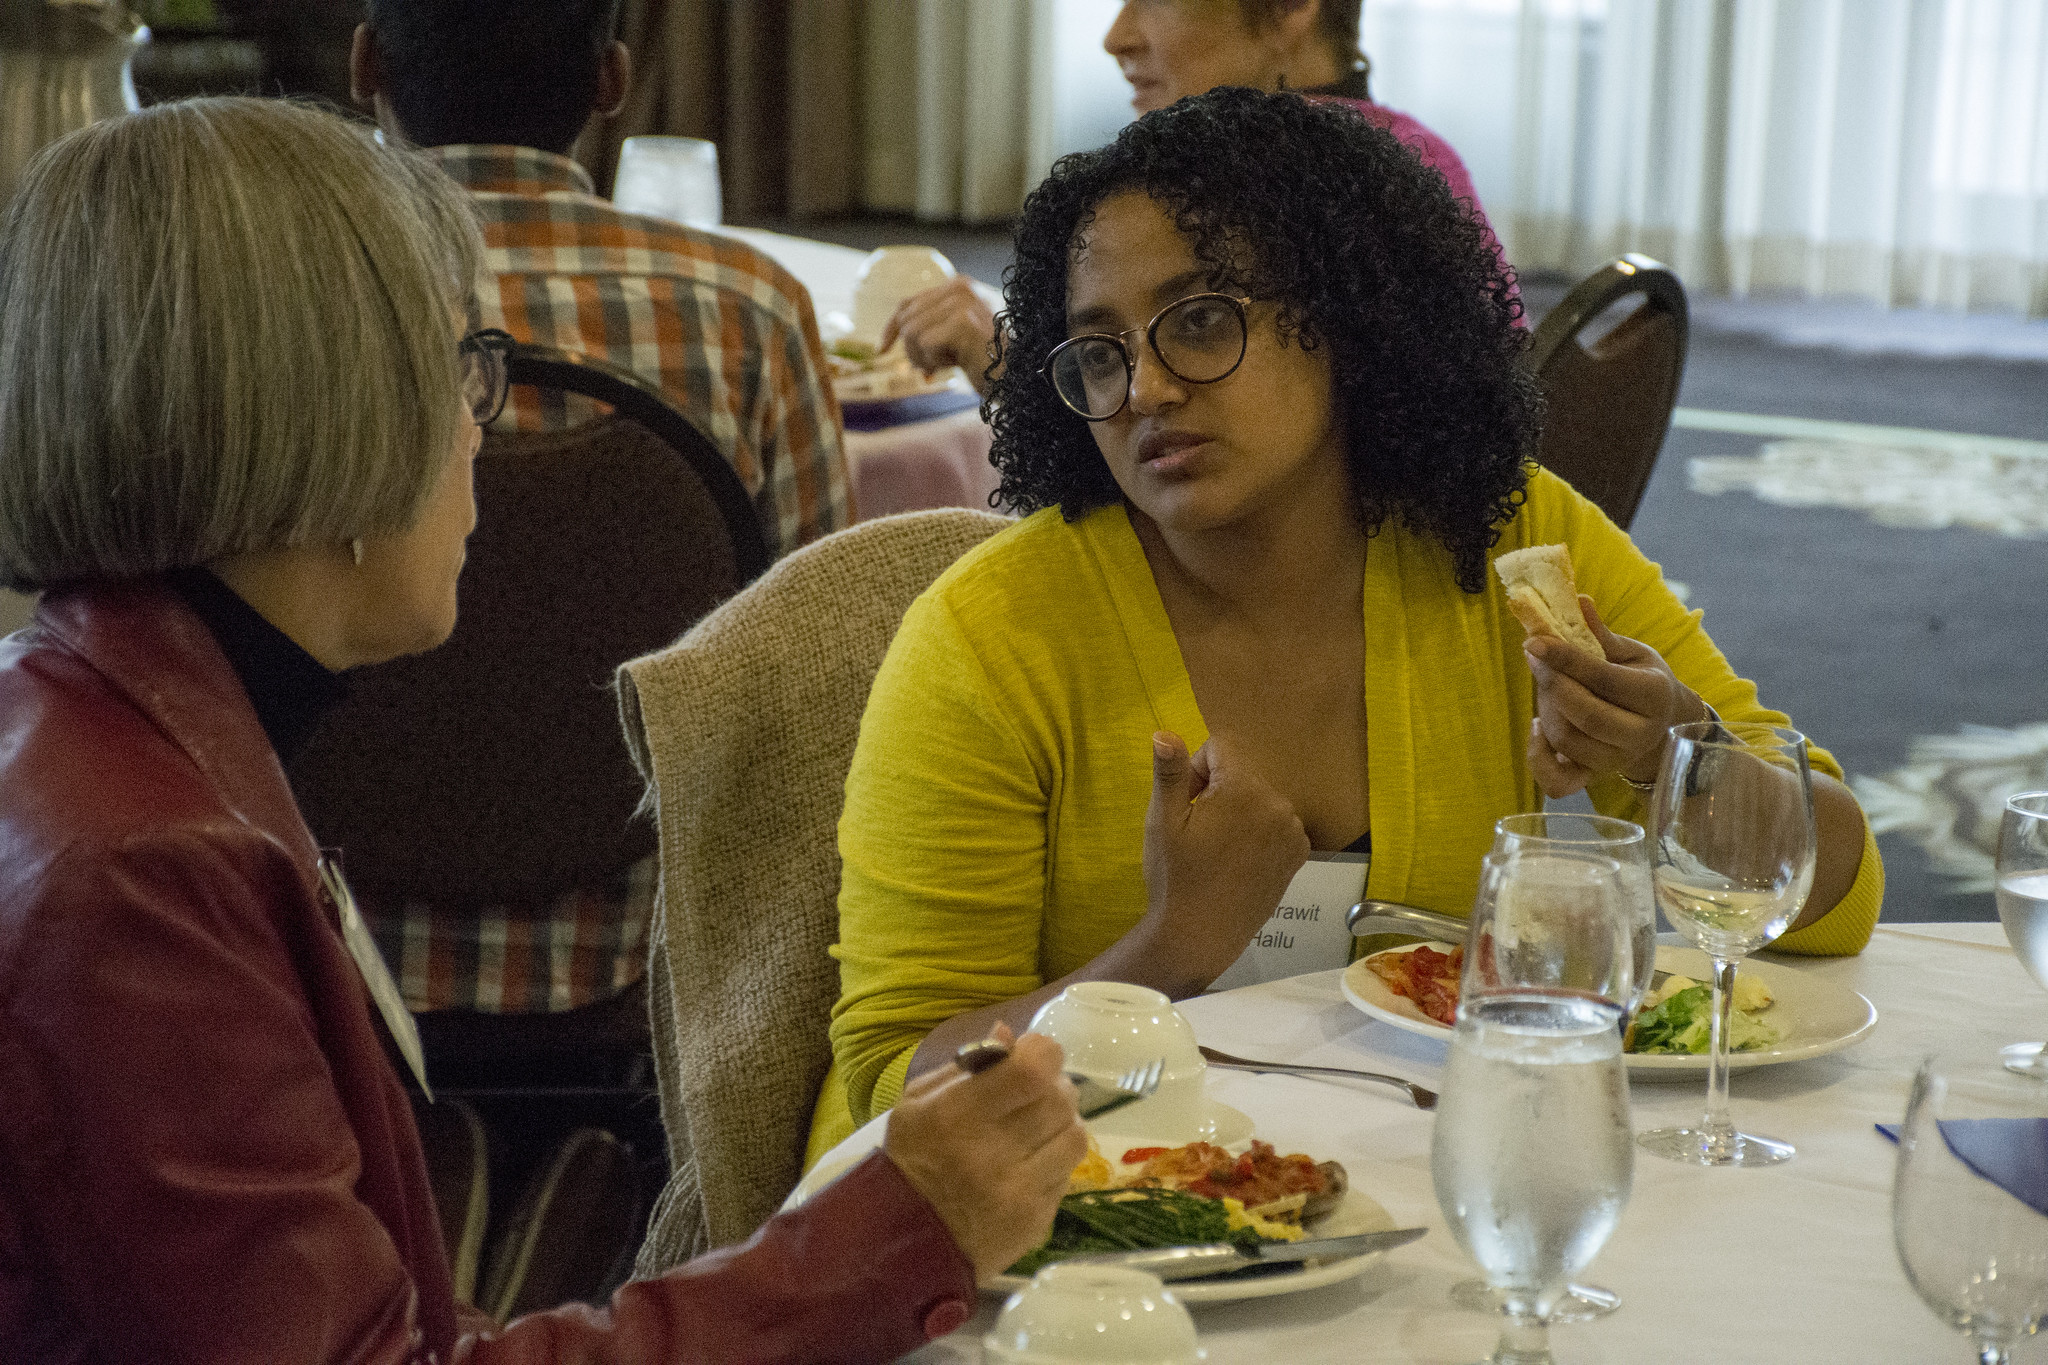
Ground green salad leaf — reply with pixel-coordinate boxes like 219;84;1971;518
1006;1188;1270;1277
1630;984;1780;1055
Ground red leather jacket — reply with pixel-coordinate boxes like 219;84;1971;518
0;583;975;1364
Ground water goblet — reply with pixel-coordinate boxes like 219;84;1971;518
1995;793;2048;1077
1893;1051;2048;1363
1434;847;1636;1362
1637;721;1815;1168
1493;812;1655;1015
1451;817;1650;1325
1433;990;1633;1365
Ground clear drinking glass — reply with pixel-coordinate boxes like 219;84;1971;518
1452;817;1651;1324
1493;813;1655;1015
612;135;723;227
1996;793;2048;1077
1459;849;1637;1024
1637;721;1816;1168
1894;1052;2048;1363
1433;993;1633;1365
1434;848;1637;1363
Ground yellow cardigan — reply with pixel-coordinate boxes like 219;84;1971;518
813;471;1883;1159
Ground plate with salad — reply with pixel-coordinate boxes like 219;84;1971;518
1342;943;1876;1079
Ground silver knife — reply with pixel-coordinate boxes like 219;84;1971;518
1065;1226;1427;1282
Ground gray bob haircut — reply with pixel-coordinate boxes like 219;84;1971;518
0;97;485;591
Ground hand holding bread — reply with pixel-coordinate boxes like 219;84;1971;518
1499;544;1711;798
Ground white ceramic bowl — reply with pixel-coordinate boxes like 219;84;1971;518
1028;983;1208;1140
849;244;955;345
985;1265;1203;1365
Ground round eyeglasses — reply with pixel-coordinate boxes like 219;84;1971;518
459;328;515;426
1042;293;1252;421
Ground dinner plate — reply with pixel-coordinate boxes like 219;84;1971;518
985;1185;1397;1305
787;1100;1399;1305
1341;943;1878;1080
784;1098;1259;1213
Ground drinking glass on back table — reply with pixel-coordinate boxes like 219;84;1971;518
1893;1051;2048;1364
1432;849;1636;1365
1637;721;1816;1169
1453;820;1649;1325
1996;793;2048;1078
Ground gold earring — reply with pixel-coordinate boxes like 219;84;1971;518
350;538;364;567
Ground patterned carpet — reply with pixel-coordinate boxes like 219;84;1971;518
1627;303;2048;924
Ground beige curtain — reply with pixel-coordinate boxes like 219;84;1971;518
579;0;1035;222
1459;0;2048;315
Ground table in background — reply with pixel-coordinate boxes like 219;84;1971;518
718;225;1001;522
895;923;2044;1363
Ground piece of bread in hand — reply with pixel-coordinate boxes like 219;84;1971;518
1494;544;1602;656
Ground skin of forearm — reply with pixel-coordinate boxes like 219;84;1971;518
1786;772;1868;932
903;916;1217;1080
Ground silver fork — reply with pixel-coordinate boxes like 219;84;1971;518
953;1040;1163;1120
1073;1057;1163;1121
1198;1044;1438;1110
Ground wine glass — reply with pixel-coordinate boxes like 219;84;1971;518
1893;1051;2048;1363
1452;815;1651;1324
1996;793;2048;1077
1637;721;1816;1168
1433;848;1636;1364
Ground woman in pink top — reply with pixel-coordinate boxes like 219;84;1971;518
886;0;1515;389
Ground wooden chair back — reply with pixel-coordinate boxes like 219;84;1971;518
1526;254;1689;530
290;343;769;914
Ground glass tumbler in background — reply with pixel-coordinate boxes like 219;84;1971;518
1893;1051;2048;1364
612;136;723;228
1996;792;2048;1076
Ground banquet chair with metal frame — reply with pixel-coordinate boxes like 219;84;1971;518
618;507;1012;1271
1526;253;1689;531
287;341;771;1316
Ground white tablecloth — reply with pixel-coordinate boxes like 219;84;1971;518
864;922;2045;1363
715;226;1001;522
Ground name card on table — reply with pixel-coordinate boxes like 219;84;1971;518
1207;852;1370;992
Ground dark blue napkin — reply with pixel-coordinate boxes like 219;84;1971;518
840;388;983;432
1876;1118;2048;1217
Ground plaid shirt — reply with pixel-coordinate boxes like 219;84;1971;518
368;146;851;1016
431;144;852;551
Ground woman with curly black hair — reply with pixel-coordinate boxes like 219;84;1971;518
814;88;1881;1157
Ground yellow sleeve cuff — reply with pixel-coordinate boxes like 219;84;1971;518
861;1049;917;1128
1771;822;1884;957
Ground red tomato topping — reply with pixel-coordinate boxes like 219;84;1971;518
1367;943;1464;1026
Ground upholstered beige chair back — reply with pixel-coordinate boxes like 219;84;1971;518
622;507;1011;1272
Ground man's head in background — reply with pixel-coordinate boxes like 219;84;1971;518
350;0;629;155
1104;0;1364;114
